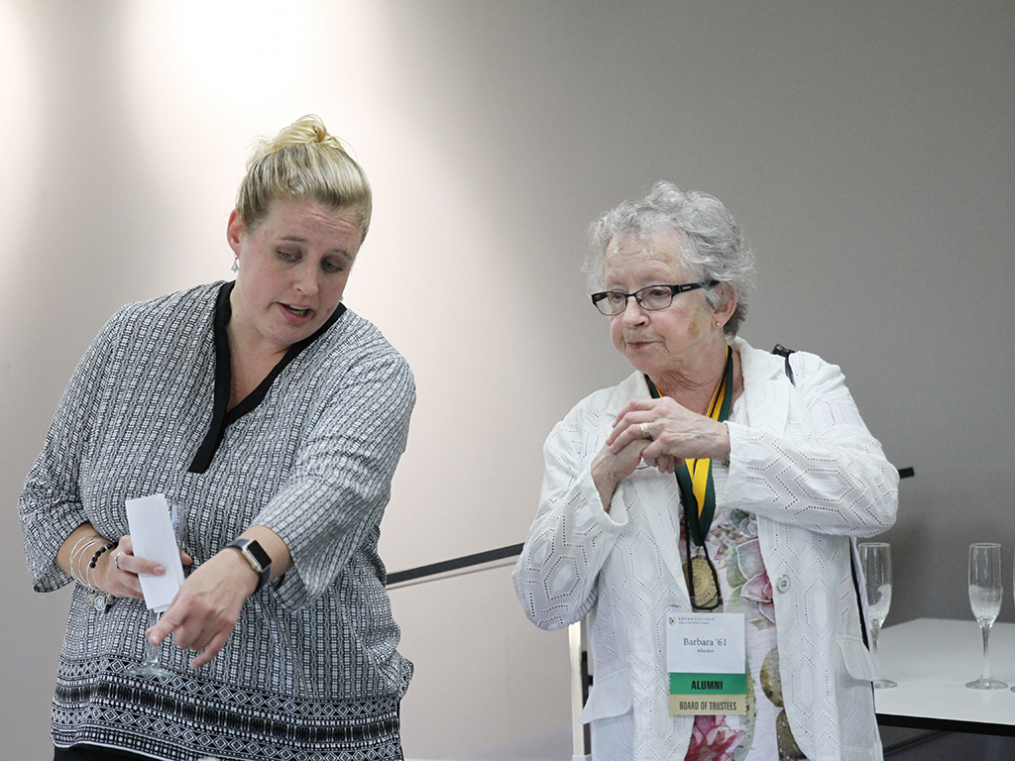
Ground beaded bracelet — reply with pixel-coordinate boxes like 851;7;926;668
85;540;118;589
89;540;118;569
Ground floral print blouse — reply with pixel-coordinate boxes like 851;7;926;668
682;401;808;761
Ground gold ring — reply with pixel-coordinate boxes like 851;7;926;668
640;422;652;440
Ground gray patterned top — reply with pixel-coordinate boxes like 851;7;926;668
19;282;415;761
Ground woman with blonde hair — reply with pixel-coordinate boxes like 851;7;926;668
21;116;415;760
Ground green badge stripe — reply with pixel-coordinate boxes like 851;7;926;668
670;672;747;695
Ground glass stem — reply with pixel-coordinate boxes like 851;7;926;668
870;618;883;677
141;610;161;667
979;619;993;681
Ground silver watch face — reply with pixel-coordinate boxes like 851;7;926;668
93;594;107;612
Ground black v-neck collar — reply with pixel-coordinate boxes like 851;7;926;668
188;281;347;474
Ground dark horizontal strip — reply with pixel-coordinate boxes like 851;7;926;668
898;466;915;479
879;729;947;755
877;712;1015;737
387;543;524;586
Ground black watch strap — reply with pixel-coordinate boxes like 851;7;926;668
227;538;272;593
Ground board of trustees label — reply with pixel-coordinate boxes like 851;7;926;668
668;672;748;715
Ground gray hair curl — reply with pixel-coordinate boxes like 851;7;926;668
584;181;756;336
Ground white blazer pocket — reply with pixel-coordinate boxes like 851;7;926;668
837;635;878;681
579;668;633;723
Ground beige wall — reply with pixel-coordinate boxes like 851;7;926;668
2;1;1013;759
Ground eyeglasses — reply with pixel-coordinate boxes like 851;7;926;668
590;281;718;316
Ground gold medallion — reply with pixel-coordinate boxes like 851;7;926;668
689;555;718;608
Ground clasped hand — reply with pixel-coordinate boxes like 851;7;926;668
608;397;729;465
591;397;729;509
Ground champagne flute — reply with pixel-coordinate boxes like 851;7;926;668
860;542;897;688
965;543;1006;689
125;502;185;680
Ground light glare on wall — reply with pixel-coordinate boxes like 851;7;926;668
119;0;322;289
137;0;313;115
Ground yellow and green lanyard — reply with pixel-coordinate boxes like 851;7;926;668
648;345;734;610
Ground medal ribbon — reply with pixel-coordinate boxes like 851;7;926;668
648;345;734;547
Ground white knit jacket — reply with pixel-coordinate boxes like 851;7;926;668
513;337;899;761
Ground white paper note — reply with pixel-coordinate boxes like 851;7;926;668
125;493;185;612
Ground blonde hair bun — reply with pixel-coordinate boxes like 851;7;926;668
236;115;372;239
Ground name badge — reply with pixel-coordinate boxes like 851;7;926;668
666;611;747;715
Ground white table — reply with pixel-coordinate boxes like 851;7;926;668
874;618;1015;735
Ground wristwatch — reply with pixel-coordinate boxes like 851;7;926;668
226;538;272;593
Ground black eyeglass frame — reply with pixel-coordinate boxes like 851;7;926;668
590;281;719;316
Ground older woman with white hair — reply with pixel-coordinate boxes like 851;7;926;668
514;182;898;761
21;116;414;761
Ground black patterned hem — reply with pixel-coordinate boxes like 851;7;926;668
54;670;404;761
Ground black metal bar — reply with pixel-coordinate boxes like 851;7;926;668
386;542;525;586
